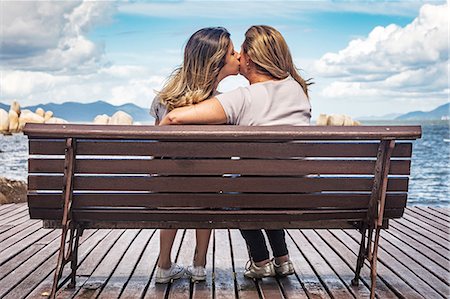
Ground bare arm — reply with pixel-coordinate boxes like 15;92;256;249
159;97;227;125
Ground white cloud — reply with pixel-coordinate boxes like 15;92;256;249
0;0;115;73
313;3;449;102
0;66;165;108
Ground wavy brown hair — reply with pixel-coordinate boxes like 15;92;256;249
157;27;231;110
242;25;312;98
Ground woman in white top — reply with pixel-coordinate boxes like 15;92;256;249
161;25;312;279
150;27;240;283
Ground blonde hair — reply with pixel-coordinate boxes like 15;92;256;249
158;27;231;110
242;25;312;97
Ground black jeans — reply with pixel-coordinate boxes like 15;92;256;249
240;229;289;263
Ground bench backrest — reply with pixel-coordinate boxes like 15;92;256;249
23;124;421;229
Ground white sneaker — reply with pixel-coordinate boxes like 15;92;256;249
244;260;275;279
273;259;295;276
186;265;206;282
155;263;185;283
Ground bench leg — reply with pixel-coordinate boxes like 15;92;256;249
68;228;83;288
351;227;367;286
50;225;80;298
369;227;381;299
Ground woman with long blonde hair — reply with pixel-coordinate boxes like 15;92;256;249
161;25;312;279
151;27;240;283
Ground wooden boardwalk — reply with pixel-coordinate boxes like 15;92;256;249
0;203;448;299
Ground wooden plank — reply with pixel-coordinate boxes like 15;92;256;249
389;225;449;262
191;229;214;298
394;217;450;247
0;219;40;242
386;227;450;274
4;229;97;299
0;203;14;212
285;229;331;298
96;229;153;299
0;227;54;266
0;208;29;224
29;158;412;175
23;123;422;140
212;229;234;299
167;229;196;299
302;229;372;298
119;229;158;299
429;207;450;217
0;204;20;216
228;229;260;298
74;229;139;298
28;175;409;192
0;211;32;234
57;229;124;298
416;207;450;225
288;229;353;298
345;229;445;298
0;229;59;281
27;192;408;210
0;221;41;246
316;230;398;298
330;229;424;298
29;139;413;158
405;208;450;231
23;229;104;299
0;229;61;298
381;228;450;287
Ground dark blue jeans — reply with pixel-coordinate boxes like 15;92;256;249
240;229;289;263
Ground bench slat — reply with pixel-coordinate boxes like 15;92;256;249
23;124;422;140
28;176;409;192
28;140;413;158
28;158;412;175
41;219;390;229
27;193;407;209
29;208;405;224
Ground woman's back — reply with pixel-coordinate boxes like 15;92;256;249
217;76;311;126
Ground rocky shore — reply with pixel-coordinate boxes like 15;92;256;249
0;177;27;204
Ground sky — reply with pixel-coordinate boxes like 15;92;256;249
0;0;448;119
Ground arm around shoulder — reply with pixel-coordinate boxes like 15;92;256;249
159;98;227;125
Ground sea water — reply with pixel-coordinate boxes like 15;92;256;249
1;122;448;207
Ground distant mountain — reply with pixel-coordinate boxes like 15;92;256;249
357;113;402;121
396;102;449;120
0;101;153;123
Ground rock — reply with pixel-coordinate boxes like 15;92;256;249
0;108;9;133
109;111;133;125
317;113;362;126
316;114;328;126
343;115;353;126
10;101;20;115
35;107;45;117
44;111;53;121
327;114;345;126
0;177;27;204
8;110;19;133
18;111;45;131
93;114;110;124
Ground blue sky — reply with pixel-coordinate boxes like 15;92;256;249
1;0;448;119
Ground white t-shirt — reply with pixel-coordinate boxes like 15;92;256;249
216;76;311;126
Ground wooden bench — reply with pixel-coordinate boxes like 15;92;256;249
23;123;421;299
